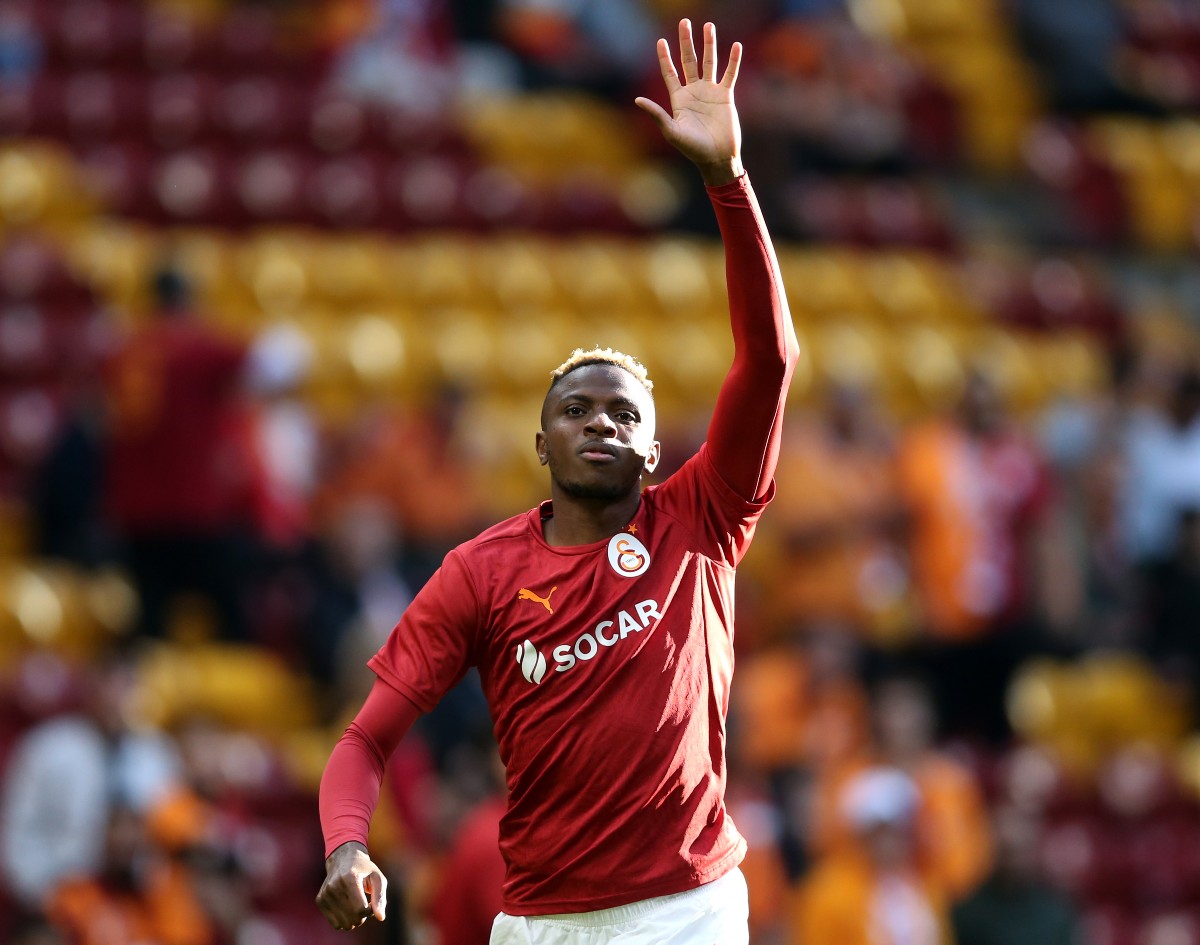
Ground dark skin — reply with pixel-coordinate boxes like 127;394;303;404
536;363;661;546
317;16;743;931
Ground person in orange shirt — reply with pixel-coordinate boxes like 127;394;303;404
732;624;872;880
756;382;908;643
47;805;214;945
793;767;951;945
895;371;1067;740
810;673;992;901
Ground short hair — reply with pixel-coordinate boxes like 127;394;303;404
548;347;654;394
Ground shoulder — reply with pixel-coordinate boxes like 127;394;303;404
454;509;537;559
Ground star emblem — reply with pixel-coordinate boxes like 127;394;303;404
627;524;638;534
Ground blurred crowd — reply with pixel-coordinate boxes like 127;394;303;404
1;0;1200;943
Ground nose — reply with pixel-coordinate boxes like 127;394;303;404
585;411;617;436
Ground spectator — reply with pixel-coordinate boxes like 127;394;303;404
733;624;871;880
896;370;1067;739
758;380;908;642
952;806;1080;945
793;767;949;945
46;803;213;945
1122;367;1200;566
810;673;992;900
1145;507;1200;694
103;265;258;641
0;654;192;910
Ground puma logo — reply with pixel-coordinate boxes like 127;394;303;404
517;586;557;614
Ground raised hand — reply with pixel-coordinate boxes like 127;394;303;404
635;19;743;186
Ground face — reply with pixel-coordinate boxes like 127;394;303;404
537;364;660;502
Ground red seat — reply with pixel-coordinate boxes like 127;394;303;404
234;149;314;226
1081;906;1138;945
862;179;954;250
1041;818;1134;906
308;94;383;157
212;76;308;147
75;141;155;218
0;237;92;307
211;7;301;76
0;305;54;379
308;155;385;229
45;0;142;70
384;155;471;230
141;8;216;73
785;177;864;244
1139;912;1200;945
1023;120;1129;247
60;70;147;144
0;385;65;469
147;73;218;150
149;147;239;227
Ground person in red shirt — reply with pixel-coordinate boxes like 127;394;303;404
316;19;800;943
104;265;256;640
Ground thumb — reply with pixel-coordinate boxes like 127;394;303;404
366;872;387;921
634;96;673;131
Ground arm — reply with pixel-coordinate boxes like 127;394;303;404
316;679;421;931
637;20;800;501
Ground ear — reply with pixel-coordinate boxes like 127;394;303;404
535;431;548;466
643;440;661;474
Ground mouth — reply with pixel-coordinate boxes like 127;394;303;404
579;441;620;462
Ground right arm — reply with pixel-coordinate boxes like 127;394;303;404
316;680;421;930
316;549;482;930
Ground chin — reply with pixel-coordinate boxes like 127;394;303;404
554;475;635;501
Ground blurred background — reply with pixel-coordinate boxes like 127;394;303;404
0;0;1199;942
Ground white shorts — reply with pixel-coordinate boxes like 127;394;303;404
489;868;749;945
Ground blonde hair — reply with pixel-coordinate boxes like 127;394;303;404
549;347;654;392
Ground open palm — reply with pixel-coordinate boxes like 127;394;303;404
635;20;743;185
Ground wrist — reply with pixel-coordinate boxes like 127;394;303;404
699;157;744;187
326;840;368;868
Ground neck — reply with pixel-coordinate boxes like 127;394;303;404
542;489;641;546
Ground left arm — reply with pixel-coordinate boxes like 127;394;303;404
637;20;800;501
705;175;797;500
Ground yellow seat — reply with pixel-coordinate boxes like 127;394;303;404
553;238;649;313
137;641;317;735
309;237;392;308
893;323;966;415
235;231;316;319
777;249;875;322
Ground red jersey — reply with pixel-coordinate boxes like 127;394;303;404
320;174;800;916
104;319;249;533
370;444;770;912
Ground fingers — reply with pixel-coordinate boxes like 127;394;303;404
316;865;387;931
634;96;672;130
702;21;717;83
366;871;388;921
673;20;737;88
720;40;743;90
678;18;700;83
654;37;681;96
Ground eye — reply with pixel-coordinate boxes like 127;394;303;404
564;405;586;417
615;411;638;423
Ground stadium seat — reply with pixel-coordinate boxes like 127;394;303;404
146;72;218;150
308;155;386;230
308;238;392;307
1080;906;1138;945
141;7;211;73
212;75;307;147
1139;912;1200;945
44;0;142;70
233;149;313;226
74;141;155;218
149;147;238;226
